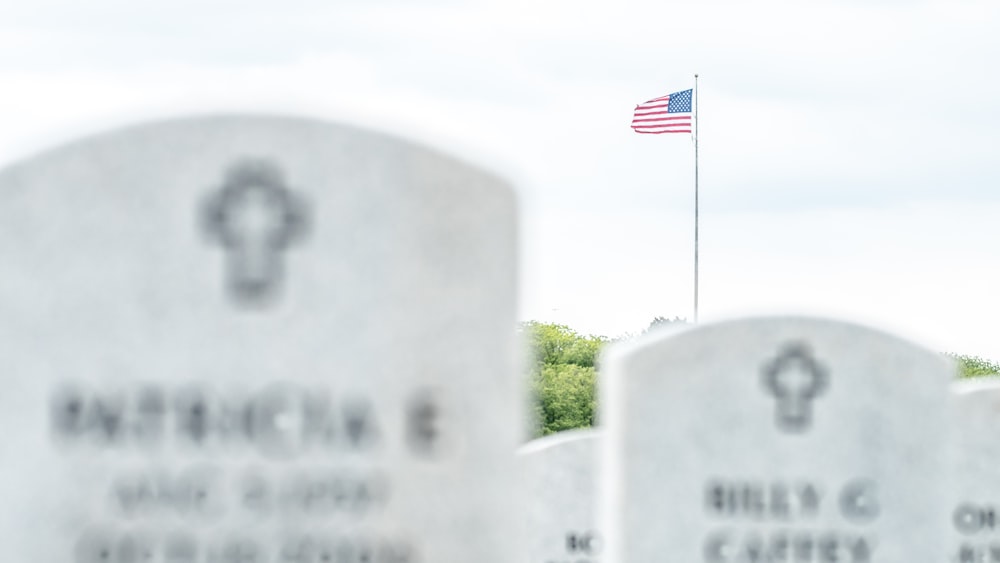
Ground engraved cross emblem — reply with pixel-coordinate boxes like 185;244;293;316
203;159;308;305
761;342;828;433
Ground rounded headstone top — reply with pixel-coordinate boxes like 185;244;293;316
0;115;521;561
518;428;601;456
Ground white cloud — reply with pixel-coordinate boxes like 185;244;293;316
2;0;1000;358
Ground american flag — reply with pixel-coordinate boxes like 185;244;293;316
631;88;693;134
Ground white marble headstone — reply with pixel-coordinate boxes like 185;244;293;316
519;429;601;563
602;317;954;563
949;379;1000;563
0;116;520;562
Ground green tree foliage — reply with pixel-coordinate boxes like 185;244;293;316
949;354;1000;378
521;322;607;437
645;316;688;331
534;363;597;435
520;320;1000;439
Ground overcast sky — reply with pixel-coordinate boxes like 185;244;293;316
2;0;999;359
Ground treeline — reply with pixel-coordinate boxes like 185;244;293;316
523;320;1000;438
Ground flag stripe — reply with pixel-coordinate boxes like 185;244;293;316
632;122;692;127
632;122;691;127
631;115;690;121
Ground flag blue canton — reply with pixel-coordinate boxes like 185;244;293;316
667;89;693;113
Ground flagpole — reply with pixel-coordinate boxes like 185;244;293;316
693;73;699;323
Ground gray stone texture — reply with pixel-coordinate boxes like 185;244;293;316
948;379;1000;563
0;116;520;563
519;429;601;563
602;317;954;563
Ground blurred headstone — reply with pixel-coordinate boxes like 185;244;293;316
0;116;519;563
949;379;1000;563
519;430;601;563
602;317;954;563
